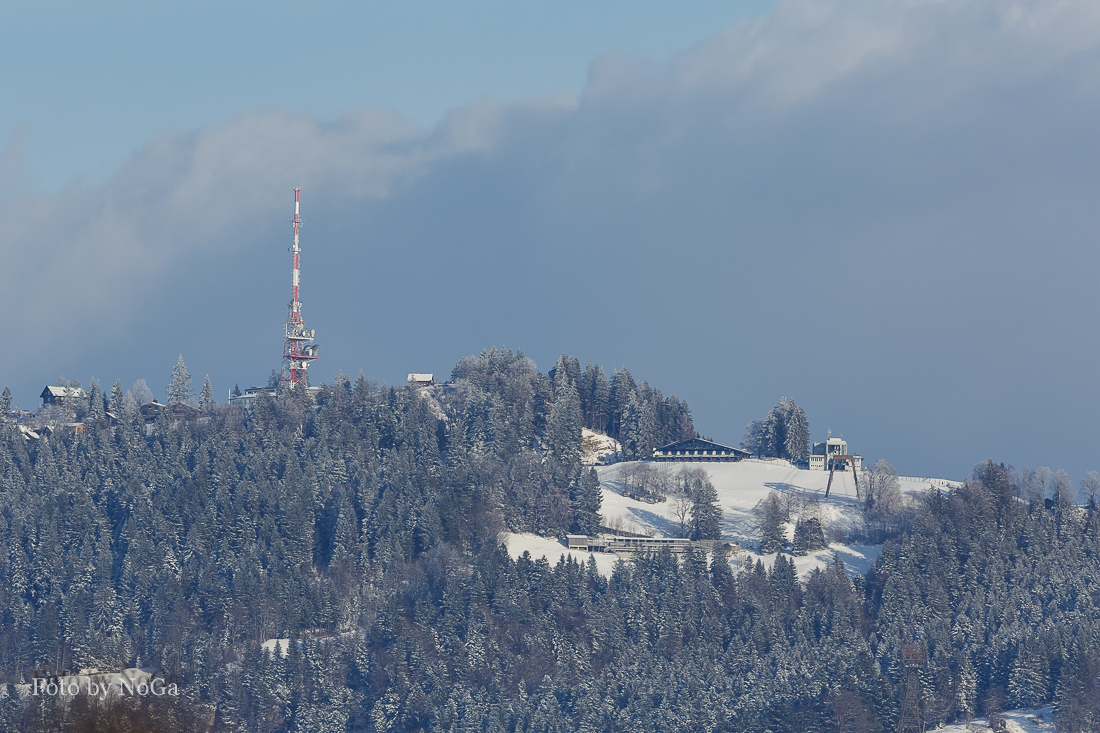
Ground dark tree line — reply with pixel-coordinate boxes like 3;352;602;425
0;349;1099;731
550;356;696;460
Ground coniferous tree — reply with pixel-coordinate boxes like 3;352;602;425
108;379;125;415
165;354;194;405
570;468;602;536
783;399;810;462
200;375;216;412
591;366;610;433
690;475;722;540
757;491;786;554
0;386;10;415
86;378;105;422
792;516;827;556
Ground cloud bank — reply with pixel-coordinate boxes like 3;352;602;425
4;0;1100;479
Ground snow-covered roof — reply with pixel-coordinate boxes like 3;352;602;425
654;437;747;455
407;373;434;383
40;385;86;399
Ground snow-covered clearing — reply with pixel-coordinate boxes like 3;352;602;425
503;459;956;579
503;532;621;575
938;707;1053;733
597;459;946;547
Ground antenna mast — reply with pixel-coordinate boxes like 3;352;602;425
280;188;319;387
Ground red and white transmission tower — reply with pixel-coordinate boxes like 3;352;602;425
280;188;319;387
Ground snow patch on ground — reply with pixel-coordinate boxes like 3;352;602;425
736;543;885;578
262;638;292;657
937;706;1053;733
581;428;621;465
503;532;622;576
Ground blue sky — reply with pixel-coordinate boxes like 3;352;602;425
4;0;1100;484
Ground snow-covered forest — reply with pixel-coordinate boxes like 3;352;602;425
0;348;1098;731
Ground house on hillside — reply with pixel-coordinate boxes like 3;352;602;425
407;374;434;387
40;385;86;407
651;438;750;463
228;387;276;410
808;436;862;471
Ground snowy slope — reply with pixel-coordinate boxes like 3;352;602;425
597;459;944;545
504;459;958;579
581;428;621;465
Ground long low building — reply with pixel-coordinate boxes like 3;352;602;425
567;534;738;557
651;437;750;462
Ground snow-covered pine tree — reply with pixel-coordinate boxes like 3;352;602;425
0;386;10;415
546;383;583;463
570;468;602;536
690;475;723;540
165;354;194;405
783;399;810;462
109;379;125;415
86;378;104;422
199;375;216;412
756;491;786;554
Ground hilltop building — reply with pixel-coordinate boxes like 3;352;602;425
652;438;750;463
808;436;862;471
40;385;86;407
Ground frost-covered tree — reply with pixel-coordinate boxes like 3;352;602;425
1080;471;1100;511
86;378;105;422
756;490;786;554
792;516;826;556
165;354;194;405
108;379;125;415
199;375;216;413
546;384;582;462
783;399;810;462
690;474;722;540
570;468;602;536
742;397;810;461
0;386;10;415
130;378;153;405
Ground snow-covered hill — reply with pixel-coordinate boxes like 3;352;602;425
503;458;959;578
597;459;950;545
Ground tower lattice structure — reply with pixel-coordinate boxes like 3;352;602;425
898;643;927;733
280;188;319;387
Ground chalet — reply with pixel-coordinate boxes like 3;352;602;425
652;438;750;463
140;401;168;422
407;373;434;387
808;436;862;471
40;385;86;407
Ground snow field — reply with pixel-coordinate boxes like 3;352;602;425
936;706;1053;733
505;460;954;579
